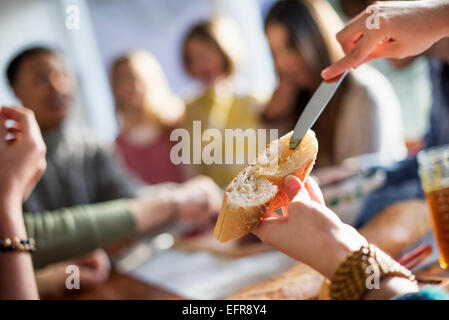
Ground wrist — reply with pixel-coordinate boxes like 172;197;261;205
0;196;27;239
0;191;22;217
0;181;22;206
324;225;368;279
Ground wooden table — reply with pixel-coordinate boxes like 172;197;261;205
415;263;449;290
71;262;449;300
72;271;183;300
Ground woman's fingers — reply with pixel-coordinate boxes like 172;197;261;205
305;177;325;205
363;40;403;63
1;106;32;133
0;106;44;147
336;9;369;53
322;31;383;80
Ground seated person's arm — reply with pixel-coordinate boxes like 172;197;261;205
26;175;223;269
24;199;137;269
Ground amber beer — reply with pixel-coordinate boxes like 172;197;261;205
419;146;449;269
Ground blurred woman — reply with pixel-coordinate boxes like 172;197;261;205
112;50;185;184
182;18;263;187
263;0;406;168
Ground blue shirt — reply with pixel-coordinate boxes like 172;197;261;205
357;59;449;227
392;286;449;300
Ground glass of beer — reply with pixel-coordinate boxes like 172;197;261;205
418;146;449;269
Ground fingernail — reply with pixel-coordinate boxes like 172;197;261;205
321;68;331;79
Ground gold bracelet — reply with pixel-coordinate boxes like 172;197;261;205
0;237;36;253
330;244;416;300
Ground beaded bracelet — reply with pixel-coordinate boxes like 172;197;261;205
0;237;36;253
330;244;416;300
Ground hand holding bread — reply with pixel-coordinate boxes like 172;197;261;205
214;130;367;278
253;175;367;279
214;130;318;242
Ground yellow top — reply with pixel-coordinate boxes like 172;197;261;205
184;89;262;187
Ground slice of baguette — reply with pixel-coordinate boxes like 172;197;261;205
214;130;318;242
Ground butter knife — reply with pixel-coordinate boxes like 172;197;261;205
289;70;349;150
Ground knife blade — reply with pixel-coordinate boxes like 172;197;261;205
289;70;349;150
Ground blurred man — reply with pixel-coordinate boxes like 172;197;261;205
7;47;136;211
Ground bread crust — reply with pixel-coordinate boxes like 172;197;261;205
227;262;324;300
214;131;318;242
214;197;272;244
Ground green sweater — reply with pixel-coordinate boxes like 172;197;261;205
24;199;137;269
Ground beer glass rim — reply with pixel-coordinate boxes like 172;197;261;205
418;144;449;168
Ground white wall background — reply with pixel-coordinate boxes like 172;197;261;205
87;0;276;99
87;0;212;99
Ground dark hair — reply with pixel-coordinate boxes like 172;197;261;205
265;0;332;77
264;0;349;166
6;46;56;87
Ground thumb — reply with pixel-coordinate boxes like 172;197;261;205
284;175;310;204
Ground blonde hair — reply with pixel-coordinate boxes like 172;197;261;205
182;17;244;78
304;0;345;64
111;50;184;128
